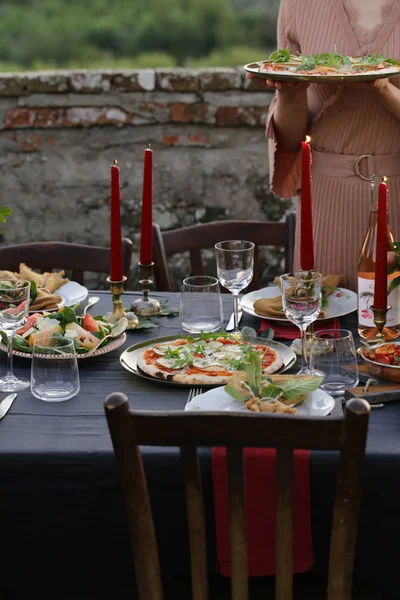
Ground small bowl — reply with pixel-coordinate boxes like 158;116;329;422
360;341;400;383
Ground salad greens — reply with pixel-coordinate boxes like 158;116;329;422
224;350;323;405
0;305;123;355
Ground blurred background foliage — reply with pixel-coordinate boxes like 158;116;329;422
0;0;279;71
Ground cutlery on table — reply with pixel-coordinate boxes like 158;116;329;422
83;296;100;316
0;393;18;421
186;388;203;408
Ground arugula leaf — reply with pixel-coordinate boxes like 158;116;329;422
278;376;324;400
224;384;248;401
260;328;274;340
199;330;228;340
62;306;78;324
268;47;291;63
226;356;245;371
29;280;37;305
259;383;284;399
164;347;182;359
244;351;263;396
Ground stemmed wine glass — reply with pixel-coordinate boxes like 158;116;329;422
215;240;255;334
280;271;325;376
0;279;31;392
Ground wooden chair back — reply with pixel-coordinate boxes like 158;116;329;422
152;214;296;292
0;238;133;286
104;395;370;600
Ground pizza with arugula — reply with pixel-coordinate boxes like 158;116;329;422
137;332;283;385
255;48;400;79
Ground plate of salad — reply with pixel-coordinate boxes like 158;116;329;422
0;306;127;359
244;48;400;82
185;350;333;416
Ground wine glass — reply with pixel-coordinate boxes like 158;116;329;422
0;279;31;392
215;240;254;334
280;271;324;375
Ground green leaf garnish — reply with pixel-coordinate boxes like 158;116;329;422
224;384;247;401
277;376;324;400
244;351;263;396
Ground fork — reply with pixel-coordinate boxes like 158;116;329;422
186;387;203;407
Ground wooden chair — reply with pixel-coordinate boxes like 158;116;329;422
104;394;370;600
0;238;133;286
152;214;296;292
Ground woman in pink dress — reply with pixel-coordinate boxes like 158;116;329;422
264;0;400;290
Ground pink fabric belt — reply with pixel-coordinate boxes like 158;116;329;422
311;149;400;180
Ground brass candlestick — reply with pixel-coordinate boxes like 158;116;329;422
105;276;139;329
131;262;162;316
371;305;390;342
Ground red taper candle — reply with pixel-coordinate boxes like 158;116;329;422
140;144;153;265
300;137;314;271
374;181;388;310
110;160;123;281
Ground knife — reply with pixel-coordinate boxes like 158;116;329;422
0;393;17;421
226;308;243;332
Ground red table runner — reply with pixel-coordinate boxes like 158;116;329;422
212;447;313;576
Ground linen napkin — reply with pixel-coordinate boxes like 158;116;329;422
212;447;313;576
253;274;345;320
258;316;341;340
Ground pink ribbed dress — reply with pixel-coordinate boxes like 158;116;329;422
267;0;400;290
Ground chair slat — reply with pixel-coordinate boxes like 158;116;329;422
275;448;294;600
190;249;203;276
227;447;248;600
327;402;370;600
180;445;208;600
105;395;163;600
0;238;133;287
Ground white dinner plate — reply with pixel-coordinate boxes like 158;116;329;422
29;281;88;314
241;286;357;322
185;385;335;417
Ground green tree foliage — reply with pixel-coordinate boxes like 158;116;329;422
0;0;278;70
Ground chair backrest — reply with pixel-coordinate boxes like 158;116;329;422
0;238;133;286
152;214;296;292
104;394;370;600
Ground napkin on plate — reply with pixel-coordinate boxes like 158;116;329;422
212;447;313;576
253;274;345;320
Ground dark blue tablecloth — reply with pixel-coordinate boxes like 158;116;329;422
0;291;399;598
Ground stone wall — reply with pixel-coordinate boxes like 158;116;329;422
0;68;294;289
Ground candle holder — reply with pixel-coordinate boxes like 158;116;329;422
105;276;139;329
131;262;162;316
371;305;391;341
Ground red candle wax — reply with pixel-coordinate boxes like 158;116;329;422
110;160;123;281
374;182;388;310
140;145;153;265
300;139;314;271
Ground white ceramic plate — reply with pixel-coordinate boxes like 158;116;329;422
241;286;357;322
0;333;126;360
29;281;88;314
185;385;335;417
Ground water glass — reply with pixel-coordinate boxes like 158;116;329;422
180;276;223;334
0;278;31;392
31;336;80;402
280;271;323;375
215;240;254;334
310;329;359;396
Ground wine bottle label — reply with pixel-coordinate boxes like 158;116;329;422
358;276;400;326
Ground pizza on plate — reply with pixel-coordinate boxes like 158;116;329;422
258;48;400;77
137;334;284;385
